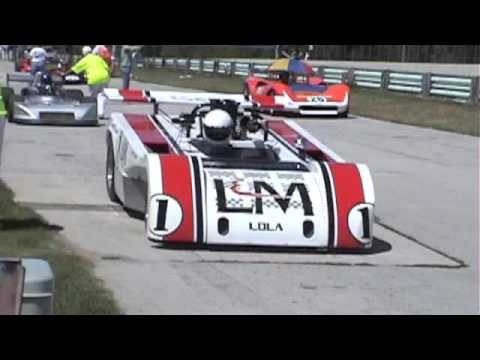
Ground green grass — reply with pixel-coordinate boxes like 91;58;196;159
0;181;122;315
0;95;6;117
133;67;480;137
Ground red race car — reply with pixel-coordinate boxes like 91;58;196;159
244;59;350;117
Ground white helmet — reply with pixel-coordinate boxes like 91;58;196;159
203;109;234;143
93;45;106;55
82;46;92;56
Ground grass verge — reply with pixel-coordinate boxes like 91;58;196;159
0;180;122;315
133;67;479;137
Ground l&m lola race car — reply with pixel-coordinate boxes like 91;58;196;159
103;88;374;251
1;68;98;126
244;59;350;117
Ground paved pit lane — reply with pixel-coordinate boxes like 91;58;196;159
0;61;477;314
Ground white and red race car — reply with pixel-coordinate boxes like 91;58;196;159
103;89;375;250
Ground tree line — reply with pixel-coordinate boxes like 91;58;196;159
141;45;479;64
13;45;479;63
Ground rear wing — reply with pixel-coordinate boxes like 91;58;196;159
102;88;252;114
6;72;86;88
6;73;33;87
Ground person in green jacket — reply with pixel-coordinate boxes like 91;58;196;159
68;46;111;119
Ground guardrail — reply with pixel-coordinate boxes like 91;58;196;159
144;57;480;105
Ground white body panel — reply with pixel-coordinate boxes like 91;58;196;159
204;168;330;247
274;93;350;116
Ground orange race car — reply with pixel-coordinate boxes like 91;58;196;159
244;59;350;117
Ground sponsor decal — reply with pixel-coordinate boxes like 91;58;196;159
249;222;284;232
214;179;313;216
307;96;327;103
348;204;374;244
149;194;183;236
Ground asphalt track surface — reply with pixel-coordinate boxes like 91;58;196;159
1;61;478;314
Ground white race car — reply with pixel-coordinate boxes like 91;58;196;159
103;89;375;250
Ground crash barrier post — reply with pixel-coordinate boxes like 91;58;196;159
471;77;479;105
343;69;355;86
199;59;204;73
248;63;254;76
381;70;390;91
422;73;432;98
0;258;24;315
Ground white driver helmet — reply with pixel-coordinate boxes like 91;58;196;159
82;46;92;56
203;109;234;143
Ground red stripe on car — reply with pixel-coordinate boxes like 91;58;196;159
160;155;195;243
329;164;365;249
124;114;170;153
268;120;336;162
119;89;149;102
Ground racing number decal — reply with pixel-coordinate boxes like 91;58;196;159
359;207;371;239
149;194;183;237
348;204;374;244
154;199;168;231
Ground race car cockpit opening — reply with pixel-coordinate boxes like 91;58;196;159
173;99;267;142
171;99;280;162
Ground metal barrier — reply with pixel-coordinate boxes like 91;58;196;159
388;72;424;94
145;57;480;104
354;70;383;89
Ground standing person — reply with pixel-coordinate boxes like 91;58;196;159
68;46;110;120
93;45;113;120
29;46;47;76
93;45;113;74
121;48;133;90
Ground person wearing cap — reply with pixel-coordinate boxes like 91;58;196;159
93;45;113;75
92;45;114;120
68;46;111;120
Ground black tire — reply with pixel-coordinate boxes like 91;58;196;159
243;83;251;102
106;136;120;204
1;87;15;123
338;104;350;119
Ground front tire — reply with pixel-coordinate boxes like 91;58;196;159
106;136;120;203
243;83;251;102
338;104;350;119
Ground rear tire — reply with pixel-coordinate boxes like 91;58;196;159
106;136;120;204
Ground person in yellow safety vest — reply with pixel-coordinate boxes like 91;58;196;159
68;46;111;120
